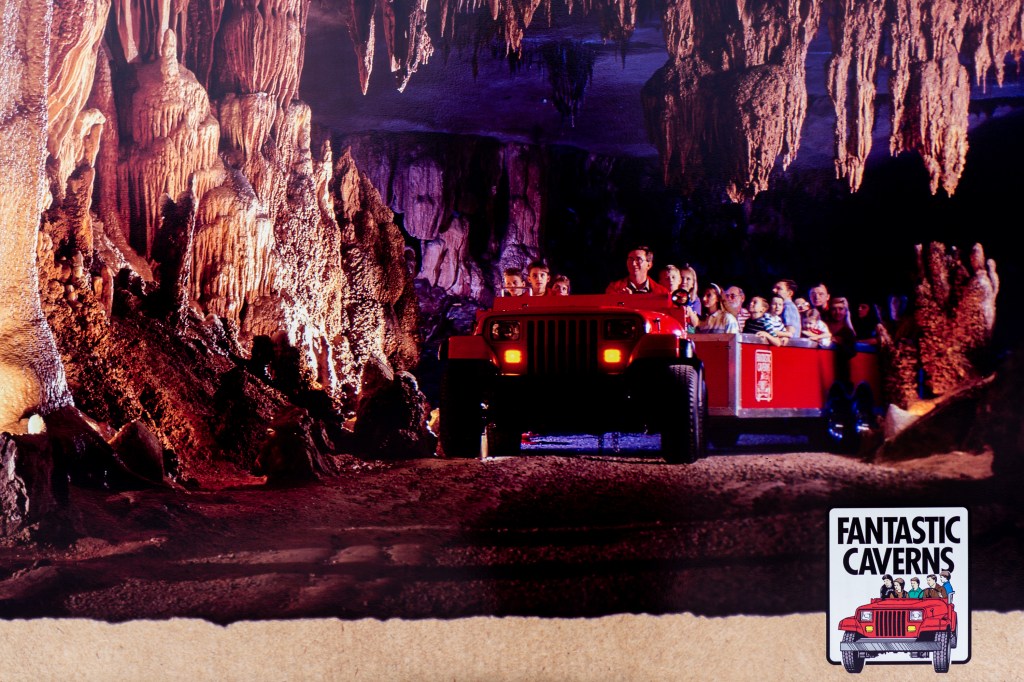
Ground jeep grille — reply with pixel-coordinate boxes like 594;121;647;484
876;610;907;637
526;318;600;375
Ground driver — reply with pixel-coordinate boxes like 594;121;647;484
606;246;670;295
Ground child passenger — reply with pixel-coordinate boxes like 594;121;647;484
550;275;571;295
801;307;832;347
767;294;790;337
527;260;551;297
742;296;784;346
502;267;529;297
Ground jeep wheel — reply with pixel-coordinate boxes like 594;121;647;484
932;630;951;673
485;420;522;457
439;362;487;458
951;622;958;649
841;632;864;674
661;364;704;464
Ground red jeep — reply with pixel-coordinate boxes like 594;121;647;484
438;293;880;460
838;597;959;673
439;293;706;462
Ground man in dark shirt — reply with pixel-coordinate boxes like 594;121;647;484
606;246;670;295
880;574;896;599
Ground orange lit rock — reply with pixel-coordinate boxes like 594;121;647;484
126;30;224;257
213;0;308;105
1;0;75;435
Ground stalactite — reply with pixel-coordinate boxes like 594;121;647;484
213;0;308;106
889;0;970;196
379;0;435;91
825;0;886;193
47;0;110;201
541;40;595;127
341;0;375;94
966;0;1024;89
110;0;190;64
642;0;820;201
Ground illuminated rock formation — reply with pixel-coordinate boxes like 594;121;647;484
642;0;821;201
0;0;75;435
825;0;886;193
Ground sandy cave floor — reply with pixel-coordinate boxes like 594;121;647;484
0;436;1020;622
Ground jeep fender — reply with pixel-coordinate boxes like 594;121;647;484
443;336;498;366
918;614;953;634
837;617;862;634
629;334;697;363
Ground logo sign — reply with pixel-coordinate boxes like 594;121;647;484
828;507;969;672
754;349;772;402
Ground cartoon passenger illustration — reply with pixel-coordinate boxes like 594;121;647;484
907;577;924;598
892;577;907;598
939;570;955;602
879;574;896;599
923;574;948;600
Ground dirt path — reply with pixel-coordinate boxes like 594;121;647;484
1;443;1018;622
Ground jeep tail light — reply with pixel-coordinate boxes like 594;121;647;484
604;318;638;340
490;320;521;341
909;610;924;622
859;610;872;622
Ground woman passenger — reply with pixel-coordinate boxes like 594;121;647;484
695;283;739;334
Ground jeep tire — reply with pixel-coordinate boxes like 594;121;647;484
661;364;704;464
485;420;522;457
439;362;487;458
841;632;864;674
932;630;951;673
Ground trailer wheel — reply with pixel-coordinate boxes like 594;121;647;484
661;365;704;464
852;383;876;436
822;385;857;453
485;420;522;457
699;375;709;459
439;362;487;458
709;427;740;449
932;630;951;673
841;632;864;674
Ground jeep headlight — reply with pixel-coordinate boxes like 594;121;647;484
859;610;873;622
490;320;521;341
604;318;638;340
909;610;924;621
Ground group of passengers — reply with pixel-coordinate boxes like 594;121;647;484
501;246;898;348
879;571;955;602
502;261;571;298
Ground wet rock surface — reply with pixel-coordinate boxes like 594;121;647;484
0;440;1018;621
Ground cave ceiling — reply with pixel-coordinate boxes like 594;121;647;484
303;0;1024;200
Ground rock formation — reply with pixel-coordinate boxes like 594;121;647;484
641;0;821;201
1;0;76;437
1;0;433;534
878;242;999;408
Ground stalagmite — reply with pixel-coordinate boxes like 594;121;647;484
125;30;224;257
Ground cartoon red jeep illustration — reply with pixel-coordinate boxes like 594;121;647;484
838;597;959;673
